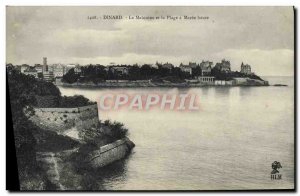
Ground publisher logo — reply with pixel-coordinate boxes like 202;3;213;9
271;161;282;180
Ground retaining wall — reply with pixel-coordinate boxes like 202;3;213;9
30;104;99;135
87;138;134;168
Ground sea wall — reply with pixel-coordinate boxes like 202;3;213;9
57;79;268;88
29;104;99;135
59;81;154;88
87;138;135;168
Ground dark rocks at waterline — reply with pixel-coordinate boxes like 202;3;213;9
35;138;134;190
85;138;135;169
273;84;288;87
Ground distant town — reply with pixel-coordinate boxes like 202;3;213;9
7;57;269;87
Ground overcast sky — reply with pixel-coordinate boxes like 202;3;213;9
7;6;294;76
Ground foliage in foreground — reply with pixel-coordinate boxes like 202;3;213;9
7;65;92;189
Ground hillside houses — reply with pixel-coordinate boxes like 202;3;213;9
200;61;213;76
34;64;43;73
19;64;30;73
23;67;38;78
110;66;129;75
214;59;231;73
241;62;252;75
161;62;174;69
179;63;192;75
188;62;198;69
11;57;259;86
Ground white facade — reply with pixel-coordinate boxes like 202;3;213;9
110;66;129;75
24;67;38;78
21;65;30;73
52;64;66;77
179;65;192;75
74;65;81;74
34;65;43;73
215;80;226;86
198;76;215;84
43;71;54;82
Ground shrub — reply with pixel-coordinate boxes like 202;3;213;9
59;95;96;108
103;120;128;140
110;121;128;139
104;119;111;126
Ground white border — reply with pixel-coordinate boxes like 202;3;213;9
1;0;299;195
0;0;298;6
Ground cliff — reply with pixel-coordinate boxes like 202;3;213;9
7;65;134;190
35;138;135;190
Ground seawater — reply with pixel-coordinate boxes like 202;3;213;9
58;76;294;190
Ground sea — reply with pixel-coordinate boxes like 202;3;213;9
58;76;294;190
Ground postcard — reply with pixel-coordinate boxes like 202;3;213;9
6;6;295;191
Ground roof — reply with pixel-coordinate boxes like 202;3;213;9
200;61;213;68
179;65;192;69
241;63;251;68
21;64;30;68
35;64;43;68
161;63;174;68
111;66;128;69
24;67;37;73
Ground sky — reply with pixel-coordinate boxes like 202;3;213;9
6;6;294;76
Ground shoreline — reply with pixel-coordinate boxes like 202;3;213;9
56;82;270;88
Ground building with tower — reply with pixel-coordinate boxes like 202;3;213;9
42;57;54;82
240;62;252;75
179;63;192;75
43;57;48;72
214;59;231;73
200;61;213;76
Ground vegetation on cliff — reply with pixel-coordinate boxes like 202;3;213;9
79;120;128;144
7;65;132;190
7;65;95;108
211;68;263;81
68;119;130;171
7;65;86;189
7;65;52;190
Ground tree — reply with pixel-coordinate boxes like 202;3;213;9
192;67;202;77
62;68;80;83
128;65;141;80
7;65;45;189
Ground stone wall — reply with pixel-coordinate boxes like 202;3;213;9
87;138;135;168
30;104;99;135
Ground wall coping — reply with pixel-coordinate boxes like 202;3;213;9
34;104;97;110
34;104;98;113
